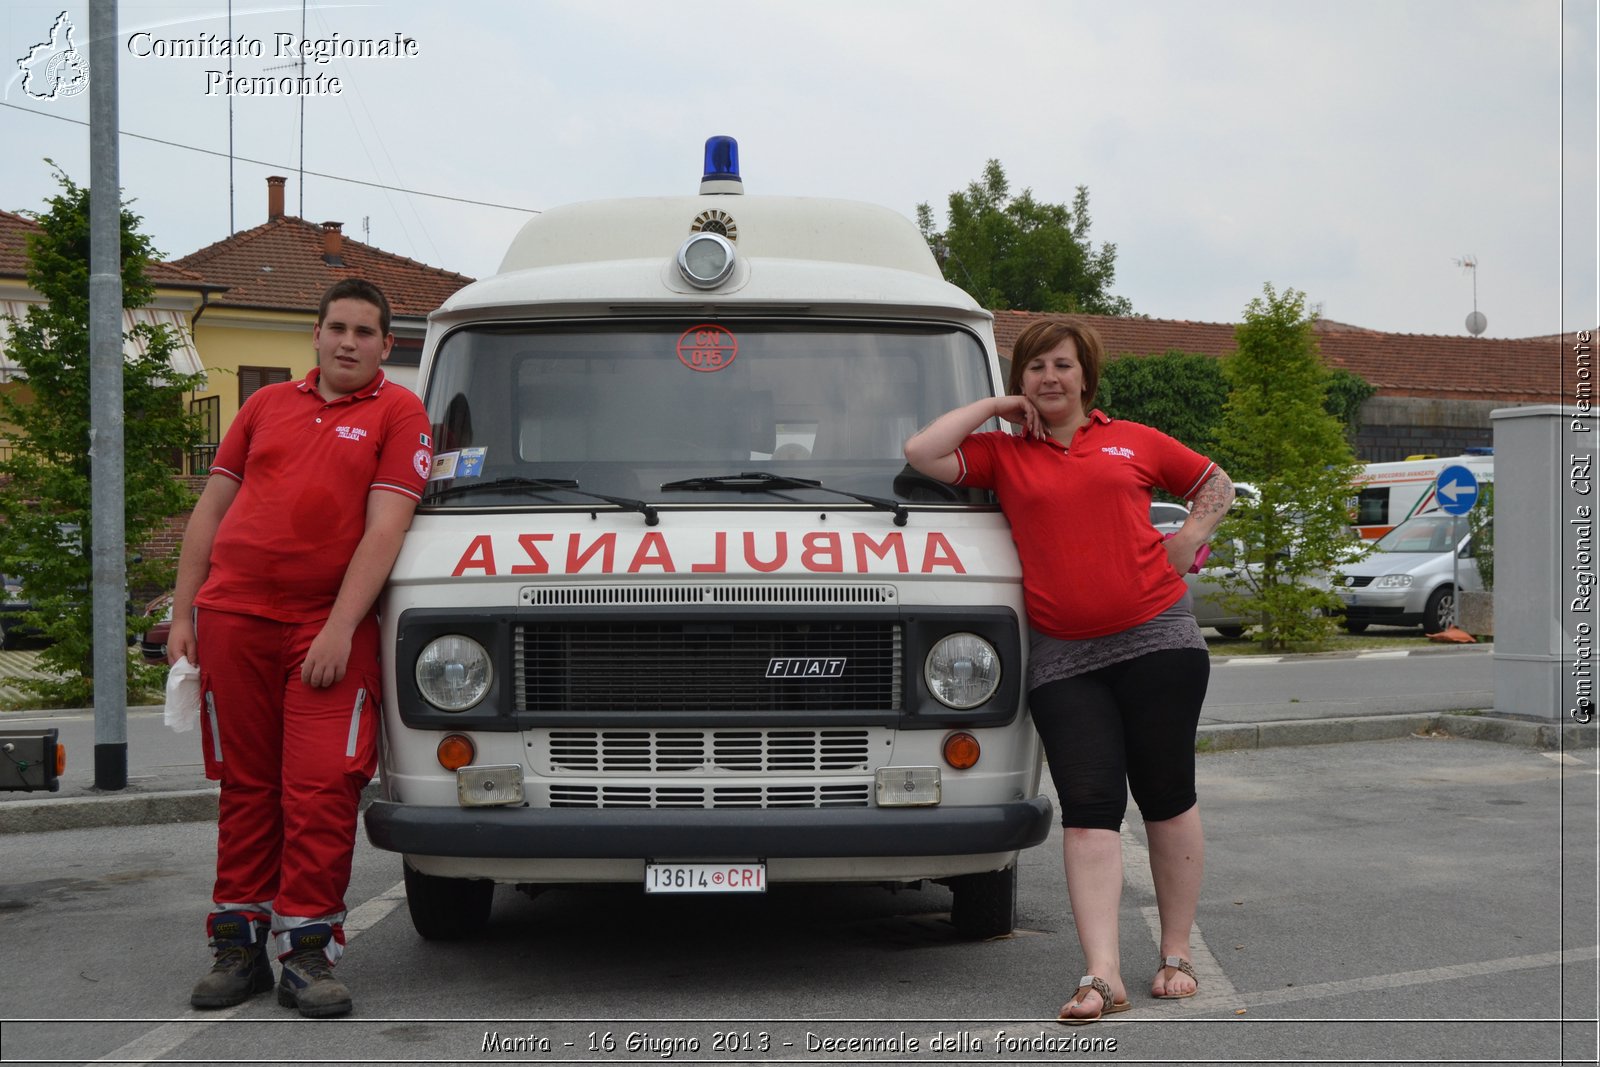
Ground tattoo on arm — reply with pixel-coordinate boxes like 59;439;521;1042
1189;471;1235;527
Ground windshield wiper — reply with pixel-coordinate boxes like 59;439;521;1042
659;471;907;527
425;476;659;526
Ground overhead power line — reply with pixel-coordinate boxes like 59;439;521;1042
2;100;540;214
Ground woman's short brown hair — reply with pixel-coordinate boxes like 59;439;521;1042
1005;319;1104;410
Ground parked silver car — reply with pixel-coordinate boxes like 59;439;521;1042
1152;505;1252;637
1334;513;1484;634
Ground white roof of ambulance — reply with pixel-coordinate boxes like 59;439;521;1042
431;195;992;323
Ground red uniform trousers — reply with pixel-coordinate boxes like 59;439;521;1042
196;607;381;935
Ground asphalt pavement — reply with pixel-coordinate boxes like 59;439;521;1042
0;642;1590;835
2;643;1598;1065
0;639;1587;838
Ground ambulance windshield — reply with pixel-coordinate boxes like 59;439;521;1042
420;321;998;507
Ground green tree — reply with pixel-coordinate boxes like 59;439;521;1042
1098;351;1228;456
917;160;1132;315
1467;481;1494;590
0;165;204;704
1212;284;1366;649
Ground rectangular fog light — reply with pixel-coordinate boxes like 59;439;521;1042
456;764;525;807
875;766;941;807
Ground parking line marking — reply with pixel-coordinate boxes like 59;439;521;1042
1234;944;1599;1008
93;879;407;1065
1122;823;1246;1012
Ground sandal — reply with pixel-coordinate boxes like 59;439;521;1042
1153;955;1198;999
1058;975;1132;1025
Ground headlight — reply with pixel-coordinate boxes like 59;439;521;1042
415;635;492;711
1374;574;1414;588
924;633;1000;710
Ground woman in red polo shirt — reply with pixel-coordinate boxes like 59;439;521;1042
905;319;1234;1025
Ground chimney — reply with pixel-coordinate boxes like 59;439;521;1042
321;221;344;266
266;176;286;220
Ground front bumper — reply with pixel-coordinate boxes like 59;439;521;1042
1336;588;1423;624
364;796;1053;860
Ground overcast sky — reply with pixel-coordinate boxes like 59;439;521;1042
2;0;1594;339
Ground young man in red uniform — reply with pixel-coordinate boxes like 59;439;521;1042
169;279;432;1018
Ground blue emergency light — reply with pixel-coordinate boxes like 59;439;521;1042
702;136;741;184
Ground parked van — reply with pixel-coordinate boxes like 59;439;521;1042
1333;512;1486;633
362;138;1052;940
1351;453;1493;540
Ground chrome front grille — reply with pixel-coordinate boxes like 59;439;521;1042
546;782;873;809
514;620;902;713
538;728;876;774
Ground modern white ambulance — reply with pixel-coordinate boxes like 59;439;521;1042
1351;452;1494;540
362;138;1052;941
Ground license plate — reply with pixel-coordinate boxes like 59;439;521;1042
644;862;766;894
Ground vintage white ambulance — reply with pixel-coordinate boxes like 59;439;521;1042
363;138;1051;940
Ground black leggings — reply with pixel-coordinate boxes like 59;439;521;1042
1029;647;1210;830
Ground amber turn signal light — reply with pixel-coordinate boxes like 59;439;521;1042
942;731;980;770
436;734;476;771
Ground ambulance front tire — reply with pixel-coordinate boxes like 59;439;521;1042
403;861;493;940
1340;619;1369;634
947;863;1017;939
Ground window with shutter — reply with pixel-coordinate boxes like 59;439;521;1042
239;366;291;407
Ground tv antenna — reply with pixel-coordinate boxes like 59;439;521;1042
1455;255;1486;336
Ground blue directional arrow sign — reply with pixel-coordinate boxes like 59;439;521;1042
1435;465;1479;515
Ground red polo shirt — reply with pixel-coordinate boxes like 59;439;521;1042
955;411;1216;639
196;368;432;624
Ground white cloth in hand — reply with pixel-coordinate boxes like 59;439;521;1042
164;656;201;732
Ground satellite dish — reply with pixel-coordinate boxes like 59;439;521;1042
1465;311;1487;336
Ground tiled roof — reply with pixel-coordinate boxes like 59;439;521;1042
172;215;473;318
992;310;1565;404
0;210;41;276
0;209;209;286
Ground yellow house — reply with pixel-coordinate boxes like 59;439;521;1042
169;176;473;471
0;208;213;463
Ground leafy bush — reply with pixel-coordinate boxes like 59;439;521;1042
1468;482;1494;591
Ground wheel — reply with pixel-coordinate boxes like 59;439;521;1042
1215;625;1246;639
1340;620;1369;634
403;861;493;940
947;863;1017;939
1422;586;1454;635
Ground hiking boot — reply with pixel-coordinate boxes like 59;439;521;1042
190;911;273;1009
275;924;352;1018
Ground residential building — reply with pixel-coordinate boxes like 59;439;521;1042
169;176;473;471
0;208;215;462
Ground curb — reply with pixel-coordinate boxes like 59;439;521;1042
0;787;219;835
1197;712;1599;753
4;716;1593;835
0;781;382;836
